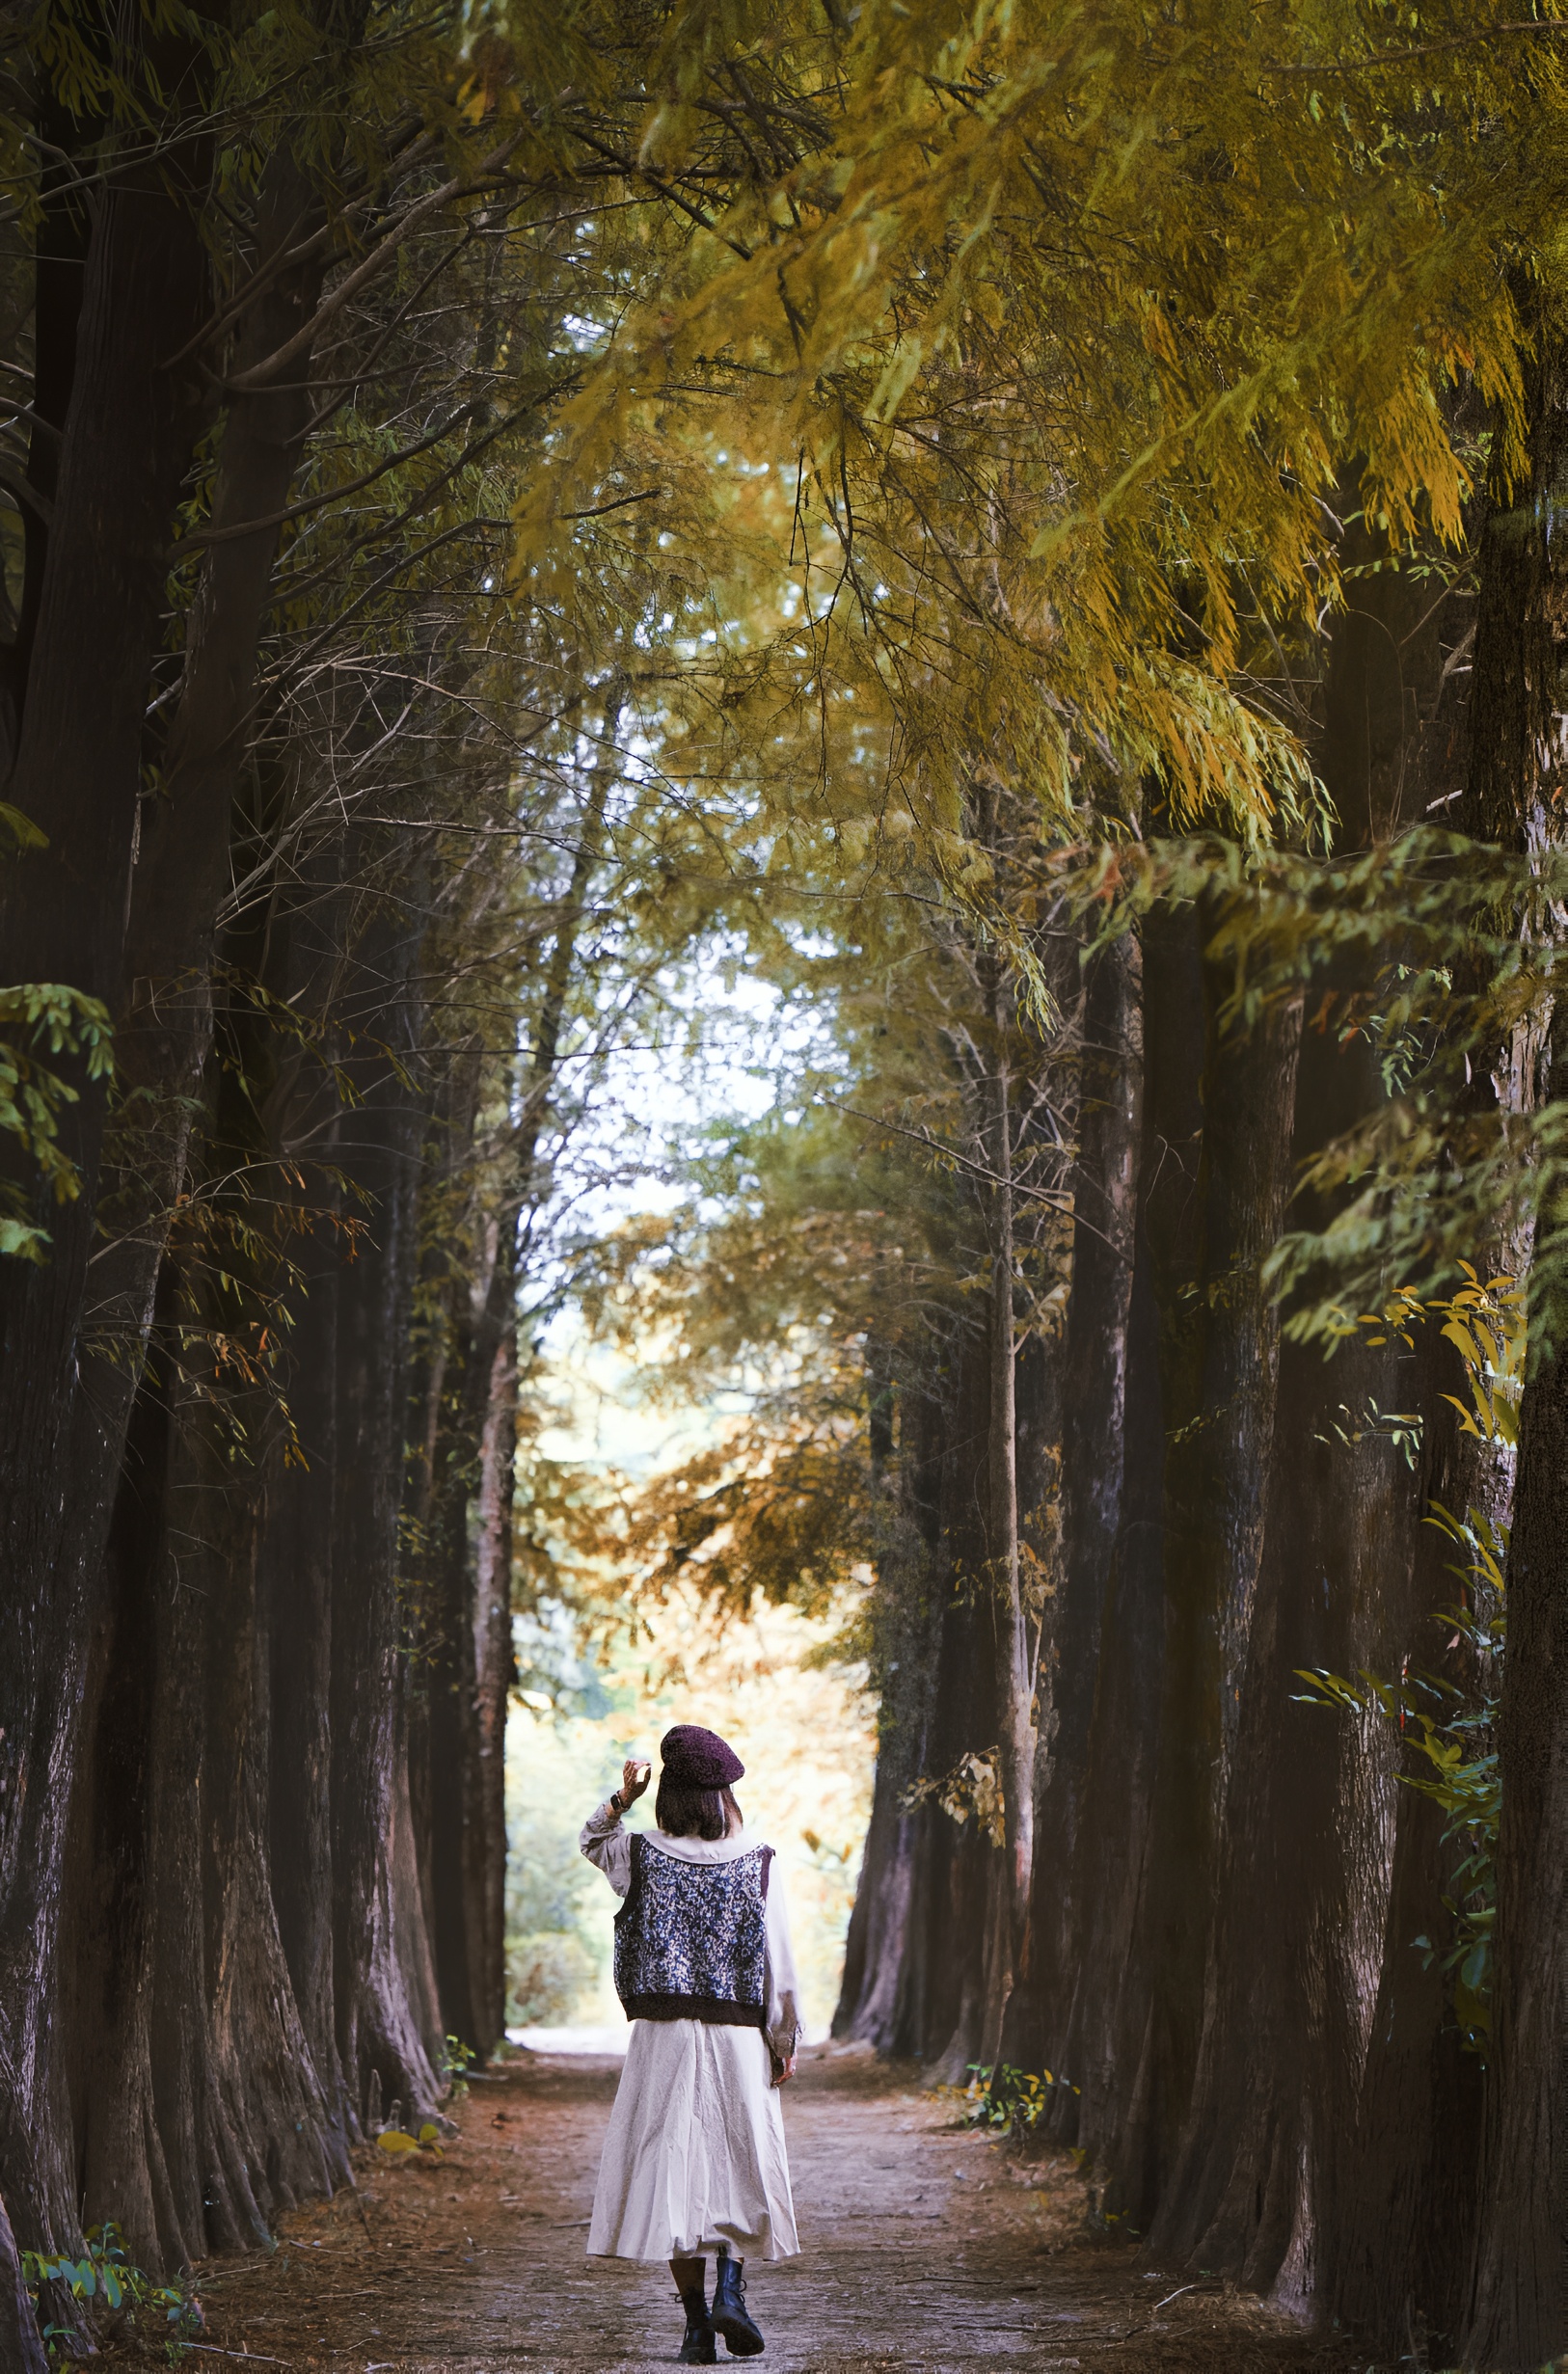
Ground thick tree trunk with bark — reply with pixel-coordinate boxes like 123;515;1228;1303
901;1322;1003;2077
833;1323;1005;2072
1319;1365;1487;2355
1462;320;1568;2374
1011;932;1142;2070
1113;958;1302;2210
833;1379;946;2046
1310;528;1485;2354
1038;904;1203;2184
0;2187;45;2374
0;78;94;769
472;1278;519;2052
424;1228;518;2057
328;897;445;2124
0;117;210;2262
1466;1342;1568;2368
0;106;369;2303
63;1250;346;2272
979;952;1031;2067
1151;542;1459;2314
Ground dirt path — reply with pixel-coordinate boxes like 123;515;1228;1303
171;2048;1357;2374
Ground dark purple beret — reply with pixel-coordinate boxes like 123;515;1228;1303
661;1723;744;1788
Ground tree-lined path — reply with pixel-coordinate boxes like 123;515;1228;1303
181;2052;1350;2374
14;0;1568;2363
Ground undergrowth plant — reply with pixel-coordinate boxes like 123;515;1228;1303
0;979;115;1261
437;2034;476;2098
21;2223;202;2360
960;2062;1079;2135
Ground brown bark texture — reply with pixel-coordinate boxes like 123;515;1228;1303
1462;317;1568;2374
840;500;1520;2357
0;71;214;2264
0;58;521;2368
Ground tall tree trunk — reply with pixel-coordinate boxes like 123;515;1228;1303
878;1330;1004;2077
1318;1364;1487;2355
329;890;442;2124
1465;1339;1568;2367
0;113;355;2288
1151;539;1448;2305
1311;505;1484;2355
1042;904;1204;2177
1114;957;1302;2210
0;72;95;766
424;1224;517;2056
1013;931;1141;2072
1463;316;1568;2374
473;1299;518;2054
64;1241;347;2268
833;1375;946;2047
266;1232;355;2118
0;2187;46;2374
0;112;209;2263
981;953;1031;2067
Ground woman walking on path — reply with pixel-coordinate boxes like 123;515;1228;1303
581;1724;801;2362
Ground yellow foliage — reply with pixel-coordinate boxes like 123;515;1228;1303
507;0;1555;910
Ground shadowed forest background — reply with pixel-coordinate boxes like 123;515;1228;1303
7;0;1568;2367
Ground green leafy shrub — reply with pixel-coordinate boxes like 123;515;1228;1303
960;2062;1078;2135
0;983;115;1261
21;2222;202;2359
436;2034;476;2098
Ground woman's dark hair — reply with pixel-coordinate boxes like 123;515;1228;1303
657;1776;742;1841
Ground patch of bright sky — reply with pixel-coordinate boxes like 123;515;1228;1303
531;938;837;1476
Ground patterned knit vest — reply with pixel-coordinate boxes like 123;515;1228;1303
613;1834;774;2027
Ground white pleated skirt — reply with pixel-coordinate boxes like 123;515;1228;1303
586;2018;799;2262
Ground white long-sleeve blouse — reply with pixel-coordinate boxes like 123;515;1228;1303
580;1800;802;2062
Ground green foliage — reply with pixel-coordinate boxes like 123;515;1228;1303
960;2063;1078;2135
21;2223;202;2358
436;2034;475;2098
0;985;115;1262
1101;836;1568;1340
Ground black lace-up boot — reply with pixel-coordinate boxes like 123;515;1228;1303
710;2253;764;2357
678;2276;716;2364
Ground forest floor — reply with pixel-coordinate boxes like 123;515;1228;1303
146;2047;1365;2374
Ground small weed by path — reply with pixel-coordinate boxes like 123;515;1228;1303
23;2223;203;2361
437;2036;476;2099
955;2062;1079;2136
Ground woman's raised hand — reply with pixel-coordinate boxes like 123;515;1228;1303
620;1755;652;1803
